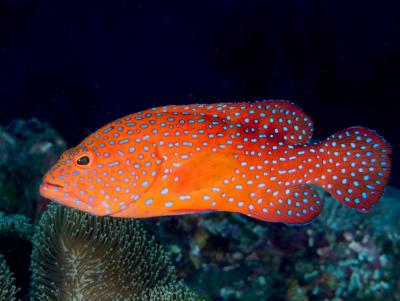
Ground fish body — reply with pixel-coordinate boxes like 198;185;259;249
40;100;391;224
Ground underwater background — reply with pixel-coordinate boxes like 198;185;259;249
0;1;399;300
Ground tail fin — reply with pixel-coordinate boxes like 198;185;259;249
319;126;391;212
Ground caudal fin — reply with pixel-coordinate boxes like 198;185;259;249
319;127;391;212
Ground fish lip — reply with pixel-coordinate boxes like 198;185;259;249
40;181;81;204
39;181;67;202
39;181;103;215
42;181;64;189
40;181;62;191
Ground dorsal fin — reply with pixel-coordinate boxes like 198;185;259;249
155;100;314;145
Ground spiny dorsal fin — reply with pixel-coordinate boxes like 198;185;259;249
155;100;314;145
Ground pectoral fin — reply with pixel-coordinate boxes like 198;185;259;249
164;152;239;196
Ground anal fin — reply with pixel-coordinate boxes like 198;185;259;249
249;185;323;225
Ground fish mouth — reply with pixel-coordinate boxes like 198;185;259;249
42;182;64;189
39;181;105;216
40;182;66;200
39;181;76;206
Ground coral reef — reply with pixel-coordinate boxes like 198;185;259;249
303;186;400;300
30;204;204;301
0;118;66;219
148;186;400;301
0;253;18;301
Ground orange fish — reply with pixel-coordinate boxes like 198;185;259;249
39;100;391;224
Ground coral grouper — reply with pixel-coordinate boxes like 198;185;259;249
39;100;391;225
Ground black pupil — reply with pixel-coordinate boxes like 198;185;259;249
77;156;90;165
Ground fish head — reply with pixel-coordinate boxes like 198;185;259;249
39;138;127;216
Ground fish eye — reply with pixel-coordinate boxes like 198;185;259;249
76;155;90;166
